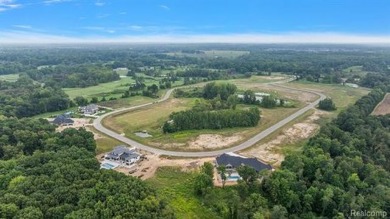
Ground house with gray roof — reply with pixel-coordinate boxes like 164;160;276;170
79;104;99;115
52;114;74;126
216;153;272;172
105;146;141;166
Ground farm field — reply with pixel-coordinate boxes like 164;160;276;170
372;93;390;115
0;74;19;82
166;50;249;59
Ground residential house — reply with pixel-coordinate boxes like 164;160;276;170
105;146;141;166
79;104;99;115
216;153;272;174
52;114;74;126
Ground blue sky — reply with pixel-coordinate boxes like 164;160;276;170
0;0;389;43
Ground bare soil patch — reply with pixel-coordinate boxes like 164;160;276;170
188;134;242;150
97;152;215;180
240;110;328;167
51;118;92;132
372;93;390;116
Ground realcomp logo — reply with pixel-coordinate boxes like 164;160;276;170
350;210;387;218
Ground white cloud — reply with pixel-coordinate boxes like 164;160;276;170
160;5;169;10
95;1;104;6
0;31;390;44
13;25;32;29
43;0;72;5
83;26;115;34
0;0;21;12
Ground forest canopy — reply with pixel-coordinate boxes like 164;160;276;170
0;118;173;218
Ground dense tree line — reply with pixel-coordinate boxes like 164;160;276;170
26;64;120;88
0;77;71;118
203;82;237;100
0;118;173;218
163;107;260;133
203;49;390;83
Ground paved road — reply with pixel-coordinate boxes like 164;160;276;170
93;81;326;157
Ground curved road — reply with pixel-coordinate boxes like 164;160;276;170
93;80;326;157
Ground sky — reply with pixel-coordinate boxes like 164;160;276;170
0;0;389;43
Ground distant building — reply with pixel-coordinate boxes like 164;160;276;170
113;67;128;71
79;104;99;115
52;114;74;126
105;146;141;166
216;153;272;172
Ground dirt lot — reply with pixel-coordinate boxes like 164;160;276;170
240;109;328;167
48;118;92;132
188;134;242;150
97;152;215;180
372;93;390;116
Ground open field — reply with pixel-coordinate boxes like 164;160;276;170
203;50;250;58
0;74;19;82
102;97;194;139
166;50;249;59
98;95;156;109
101;76;313;152
63;74;183;100
146;166;221;219
342;65;369;77
103;94;300;151
287;81;370;116
372;93;390;116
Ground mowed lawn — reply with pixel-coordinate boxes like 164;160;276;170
146;167;221;219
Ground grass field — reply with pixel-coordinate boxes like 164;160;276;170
287;81;370;116
166;50;249;59
63;74;183;101
102;98;194;139
88;126;123;154
342;65;369;77
372;93;390;116
103;95;300;151
146;167;221;219
0;74;19;82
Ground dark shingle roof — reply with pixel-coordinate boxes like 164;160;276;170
52;115;74;125
216;153;272;172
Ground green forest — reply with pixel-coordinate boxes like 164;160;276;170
0;45;389;218
0;119;173;218
184;85;390;218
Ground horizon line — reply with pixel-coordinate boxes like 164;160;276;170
1;32;390;44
